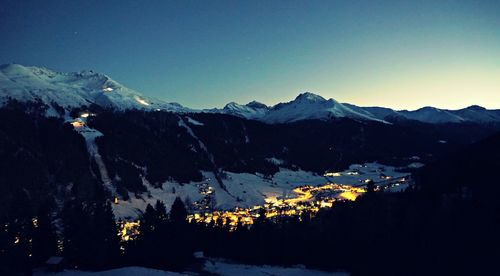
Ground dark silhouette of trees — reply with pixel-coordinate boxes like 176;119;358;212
366;180;375;194
62;199;120;270
31;203;58;266
170;197;188;225
125;198;194;271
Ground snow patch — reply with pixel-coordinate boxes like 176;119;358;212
204;259;347;276
34;266;184;275
265;157;284;165
186;117;204;126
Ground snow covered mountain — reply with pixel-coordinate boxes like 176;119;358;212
211;92;386;123
217;101;270;119
450;105;500;123
214;92;500;124
399;107;466;123
262;92;386;123
350;105;500;124
0;64;189;116
2;64;499;124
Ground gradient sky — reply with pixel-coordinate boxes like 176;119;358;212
1;0;499;109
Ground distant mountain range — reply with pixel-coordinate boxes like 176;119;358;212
214;93;500;124
1;63;500;124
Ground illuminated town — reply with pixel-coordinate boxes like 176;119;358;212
186;183;366;229
117;175;408;243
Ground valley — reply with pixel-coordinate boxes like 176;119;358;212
1;64;498;275
119;163;410;241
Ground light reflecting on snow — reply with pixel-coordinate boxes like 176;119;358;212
134;95;150;106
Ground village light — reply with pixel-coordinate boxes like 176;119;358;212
122;180;372;233
32;217;38;228
71;121;85;128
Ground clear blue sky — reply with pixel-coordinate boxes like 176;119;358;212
1;0;499;109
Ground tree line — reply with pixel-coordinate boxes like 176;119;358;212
3;183;498;276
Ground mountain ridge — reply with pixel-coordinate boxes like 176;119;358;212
1;64;499;124
0;63;190;116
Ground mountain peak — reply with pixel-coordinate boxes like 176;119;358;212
245;101;268;109
0;64;189;114
223;102;240;109
417;106;440;111
465;105;486;111
295;92;326;102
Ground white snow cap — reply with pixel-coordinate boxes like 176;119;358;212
0;63;190;114
210;91;387;123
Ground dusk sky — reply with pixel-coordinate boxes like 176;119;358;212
1;0;499;109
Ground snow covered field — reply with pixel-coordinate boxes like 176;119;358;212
34;267;183;276
323;162;409;186
112;168;328;220
34;259;348;276
112;162;411;220
204;259;348;276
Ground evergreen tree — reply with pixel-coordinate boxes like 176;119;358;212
31;204;58;266
90;200;120;268
366;180;375;194
154;200;168;223
170;197;187;225
63;200;120;270
131;201;172;269
139;203;157;236
62;200;87;267
166;197;193;271
254;208;267;226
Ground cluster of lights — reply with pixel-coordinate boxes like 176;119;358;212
324;172;341;177
71;120;85;128
118;178;408;242
191;183;216;211
118;221;141;243
119;182;364;240
70;112;97;129
187;183;366;230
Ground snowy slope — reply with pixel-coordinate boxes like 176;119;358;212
34;266;185;275
452;105;500;123
262;92;386;123
219;101;270;119
346;104;500;124
112;163;409;220
204;259;347;276
343;104;407;122
34;260;346;275
0;64;190;115
112;169;329;219
208;92;387;124
399;107;466;123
